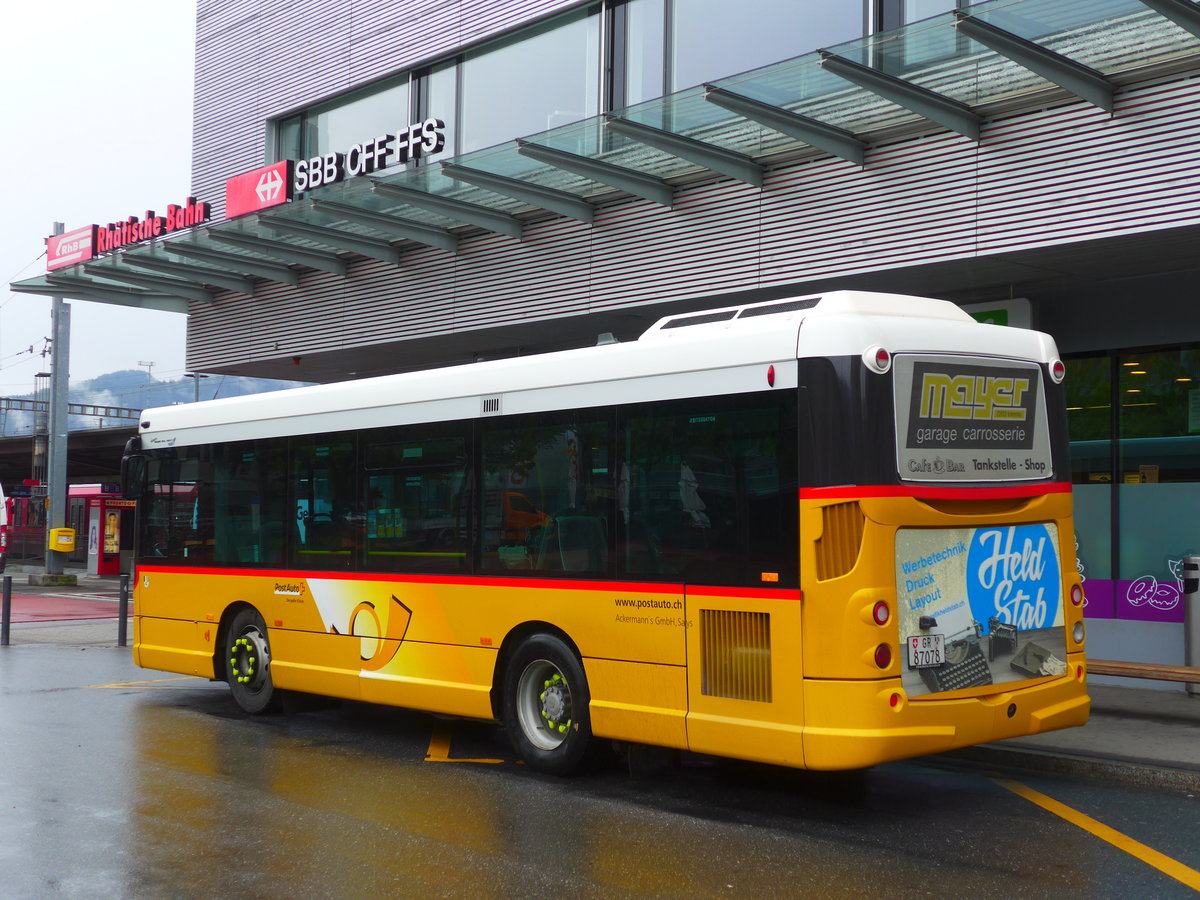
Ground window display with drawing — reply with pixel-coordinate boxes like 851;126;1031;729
1067;347;1200;625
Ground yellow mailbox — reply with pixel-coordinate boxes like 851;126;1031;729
49;527;76;553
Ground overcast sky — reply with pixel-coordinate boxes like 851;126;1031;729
0;1;196;402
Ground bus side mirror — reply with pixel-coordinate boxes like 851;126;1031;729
120;437;147;500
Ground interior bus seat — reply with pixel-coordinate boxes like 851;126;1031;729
536;515;608;572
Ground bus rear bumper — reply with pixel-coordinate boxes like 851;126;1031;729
801;668;1090;770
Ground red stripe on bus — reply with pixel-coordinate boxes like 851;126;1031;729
799;482;1072;501
132;566;797;597
684;585;802;601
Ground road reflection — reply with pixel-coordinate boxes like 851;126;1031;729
126;695;1127;899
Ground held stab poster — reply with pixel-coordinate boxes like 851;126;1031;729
895;524;1068;696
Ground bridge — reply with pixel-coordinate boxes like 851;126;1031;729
0;396;139;485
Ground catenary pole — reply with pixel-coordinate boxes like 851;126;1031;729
45;222;71;576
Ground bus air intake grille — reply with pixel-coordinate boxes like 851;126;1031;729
699;609;772;702
816;501;865;581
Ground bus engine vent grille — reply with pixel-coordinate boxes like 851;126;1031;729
480;396;502;416
699;609;772;703
815;501;865;581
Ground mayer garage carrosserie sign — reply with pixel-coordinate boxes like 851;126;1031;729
893;354;1053;483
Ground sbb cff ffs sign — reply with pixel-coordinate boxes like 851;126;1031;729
294;117;445;192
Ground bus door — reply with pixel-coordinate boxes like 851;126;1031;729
624;396;802;765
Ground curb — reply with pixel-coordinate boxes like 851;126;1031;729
937;743;1200;791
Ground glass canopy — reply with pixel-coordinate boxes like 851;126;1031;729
12;0;1200;308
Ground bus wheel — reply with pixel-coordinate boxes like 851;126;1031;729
225;608;280;714
503;634;593;775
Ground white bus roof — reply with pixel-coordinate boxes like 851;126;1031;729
139;291;1058;449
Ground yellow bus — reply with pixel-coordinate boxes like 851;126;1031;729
122;291;1088;773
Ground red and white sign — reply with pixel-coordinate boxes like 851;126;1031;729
44;198;211;272
46;225;97;271
226;160;293;218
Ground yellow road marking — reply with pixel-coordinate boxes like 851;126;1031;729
994;777;1200;891
87;677;208;690
424;721;505;764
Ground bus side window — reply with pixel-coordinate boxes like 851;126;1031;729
621;396;797;587
362;427;470;573
481;416;613;575
290;435;358;569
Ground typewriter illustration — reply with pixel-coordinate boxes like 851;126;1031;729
987;617;1019;662
918;610;994;693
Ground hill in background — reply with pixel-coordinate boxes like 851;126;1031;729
2;369;311;436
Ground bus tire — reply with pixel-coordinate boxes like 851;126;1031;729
225;608;281;714
503;633;594;775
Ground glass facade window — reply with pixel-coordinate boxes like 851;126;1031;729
621;0;666;106
459;11;601;154
421;59;460;159
667;0;862;94
276;77;410;162
1066;347;1200;625
309;79;410;157
274;2;876;164
1065;353;1112;620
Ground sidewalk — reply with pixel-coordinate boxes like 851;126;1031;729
949;683;1200;789
3;567;1198;787
1;565;129;644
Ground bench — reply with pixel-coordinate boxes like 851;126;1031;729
1088;658;1200;684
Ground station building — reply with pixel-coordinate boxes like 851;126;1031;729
14;0;1200;673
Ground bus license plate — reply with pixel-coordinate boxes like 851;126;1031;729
908;633;945;669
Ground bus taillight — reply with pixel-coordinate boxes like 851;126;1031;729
872;601;890;626
1070;584;1084;606
863;345;891;374
1050;358;1066;383
874;643;892;669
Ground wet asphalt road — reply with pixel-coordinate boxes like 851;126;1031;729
1;635;1198;899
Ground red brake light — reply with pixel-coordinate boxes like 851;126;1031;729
1071;584;1084;606
874;643;892;669
873;601;890;626
862;346;892;374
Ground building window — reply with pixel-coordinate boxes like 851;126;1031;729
1067;347;1200;624
274;1;875;165
275;76;410;162
459;9;602;154
669;0;863;96
414;59;461;160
